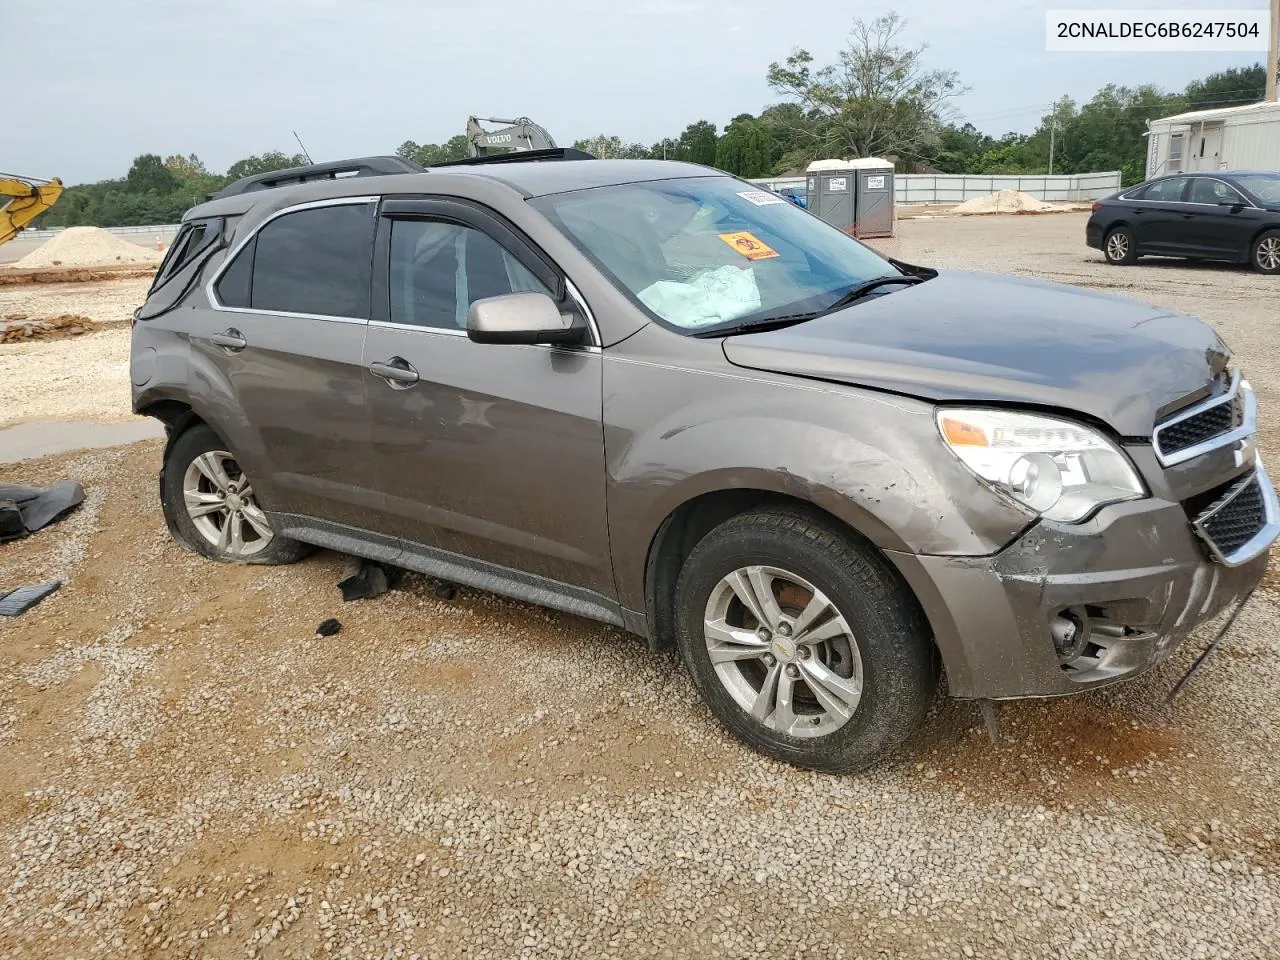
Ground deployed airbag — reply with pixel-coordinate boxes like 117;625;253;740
639;266;761;328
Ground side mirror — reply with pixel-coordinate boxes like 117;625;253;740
467;292;587;346
1217;199;1243;211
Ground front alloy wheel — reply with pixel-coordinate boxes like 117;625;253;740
704;566;864;738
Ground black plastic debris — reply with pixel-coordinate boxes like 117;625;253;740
338;556;389;602
433;581;456;600
0;481;85;543
316;618;342;637
0;580;62;617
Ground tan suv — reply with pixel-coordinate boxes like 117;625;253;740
130;152;1277;772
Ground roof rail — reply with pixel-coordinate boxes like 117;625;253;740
430;148;597;167
214;155;426;199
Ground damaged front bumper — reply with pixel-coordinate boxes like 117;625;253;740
889;463;1278;700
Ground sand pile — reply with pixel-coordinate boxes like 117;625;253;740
952;190;1061;215
9;226;164;269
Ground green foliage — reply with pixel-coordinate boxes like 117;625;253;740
571;136;650;159
715;117;773;177
678;121;719;166
1185;64;1268;111
396;136;469;166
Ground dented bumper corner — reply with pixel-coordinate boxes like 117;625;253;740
888;493;1273;700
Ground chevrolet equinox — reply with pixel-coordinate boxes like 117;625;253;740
129;154;1278;773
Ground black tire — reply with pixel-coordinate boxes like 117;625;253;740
1102;226;1137;265
673;509;936;774
159;423;307;565
1251;229;1280;275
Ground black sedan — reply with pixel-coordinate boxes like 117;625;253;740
1086;170;1280;274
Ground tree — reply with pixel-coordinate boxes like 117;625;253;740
766;13;962;164
396;136;469;166
714;116;773;177
126;154;179;194
1044;84;1184;184
571;135;648;159
677;120;718;166
1185;64;1268;111
225;151;308;182
163;154;210;181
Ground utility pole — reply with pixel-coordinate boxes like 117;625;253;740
1048;119;1056;176
1268;0;1279;101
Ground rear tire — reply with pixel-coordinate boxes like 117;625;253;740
673;509;936;774
1103;226;1137;265
1251;230;1280;275
160;424;307;565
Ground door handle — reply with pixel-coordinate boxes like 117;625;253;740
369;357;419;388
211;329;247;352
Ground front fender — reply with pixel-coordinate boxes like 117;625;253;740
603;341;1034;612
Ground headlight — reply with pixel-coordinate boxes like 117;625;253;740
936;408;1145;522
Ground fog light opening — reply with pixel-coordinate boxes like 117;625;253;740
1051;609;1088;664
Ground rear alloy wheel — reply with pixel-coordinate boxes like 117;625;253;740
1252;230;1280;275
160;424;307;565
1103;226;1137;265
674;509;936;774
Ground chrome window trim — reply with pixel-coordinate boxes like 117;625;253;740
1153;371;1256;467
1192;459;1280;567
367;318;602;354
204;196;380;323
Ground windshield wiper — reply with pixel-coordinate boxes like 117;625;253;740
815;274;925;315
690;273;926;339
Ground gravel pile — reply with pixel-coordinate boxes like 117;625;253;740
9;227;163;270
2;217;1279;958
952;190;1064;215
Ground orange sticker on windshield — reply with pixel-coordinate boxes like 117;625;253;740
718;231;779;261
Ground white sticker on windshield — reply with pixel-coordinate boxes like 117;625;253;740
737;190;787;206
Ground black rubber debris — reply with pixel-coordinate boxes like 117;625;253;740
0;481;85;543
433;581;456;600
0;580;62;617
338;557;390;602
316;618;342;637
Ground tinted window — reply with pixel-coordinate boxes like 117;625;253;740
249;203;374;318
215;236;254;308
1188;179;1241;205
1142;179;1186;203
389;220;548;330
1232;174;1280;203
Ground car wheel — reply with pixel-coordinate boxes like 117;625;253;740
159;424;307;565
1103;226;1137;265
673;509;936;774
1251;230;1280;275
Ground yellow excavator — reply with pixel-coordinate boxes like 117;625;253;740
1;172;64;247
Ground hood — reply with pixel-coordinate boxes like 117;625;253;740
721;270;1230;437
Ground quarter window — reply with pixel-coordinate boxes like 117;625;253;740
215;236;254;308
388;219;549;330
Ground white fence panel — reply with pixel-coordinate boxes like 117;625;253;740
748;171;1122;205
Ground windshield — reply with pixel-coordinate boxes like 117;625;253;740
529;176;901;332
1233;173;1280;203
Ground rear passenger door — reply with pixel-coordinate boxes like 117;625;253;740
197;198;383;531
360;198;614;601
1129;177;1188;253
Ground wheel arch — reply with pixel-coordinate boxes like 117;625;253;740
641;488;939;672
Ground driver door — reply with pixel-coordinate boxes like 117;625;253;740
360;198;615;600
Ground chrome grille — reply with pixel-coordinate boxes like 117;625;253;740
1153;371;1255;467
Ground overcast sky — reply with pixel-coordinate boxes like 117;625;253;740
11;0;1270;184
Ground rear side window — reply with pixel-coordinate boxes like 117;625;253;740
150;218;222;294
1140;179;1186;203
213;203;375;318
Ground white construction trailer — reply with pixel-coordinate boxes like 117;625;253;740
1145;101;1280;178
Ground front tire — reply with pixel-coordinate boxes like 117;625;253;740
673;509;936;774
1103;226;1137;265
1251;230;1280;275
160;424;307;565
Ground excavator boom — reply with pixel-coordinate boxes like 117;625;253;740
0;173;64;247
465;116;557;157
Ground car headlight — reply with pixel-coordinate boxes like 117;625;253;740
936;408;1145;522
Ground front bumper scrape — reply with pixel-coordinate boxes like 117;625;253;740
887;487;1275;700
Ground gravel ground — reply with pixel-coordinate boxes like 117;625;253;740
1;213;1279;959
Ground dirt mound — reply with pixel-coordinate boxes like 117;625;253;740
1;313;100;343
952;190;1062;215
9;226;164;270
